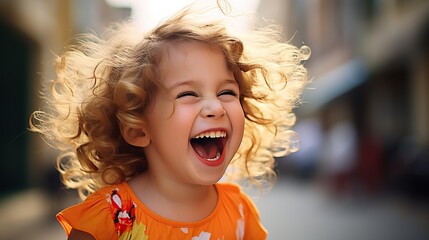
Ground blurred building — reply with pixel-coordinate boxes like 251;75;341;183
259;0;429;199
0;0;130;197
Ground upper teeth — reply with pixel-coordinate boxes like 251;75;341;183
193;131;226;139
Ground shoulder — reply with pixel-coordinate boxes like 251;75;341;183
77;182;134;217
216;182;268;239
57;183;131;240
216;182;259;214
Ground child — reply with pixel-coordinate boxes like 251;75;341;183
31;3;309;240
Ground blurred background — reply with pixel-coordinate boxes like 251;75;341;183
1;0;428;239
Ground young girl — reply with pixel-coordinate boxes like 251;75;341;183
31;3;309;240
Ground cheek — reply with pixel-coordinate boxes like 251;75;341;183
231;102;245;122
229;103;245;134
152;106;199;145
229;106;245;157
144;100;176;138
171;105;199;125
236;113;245;140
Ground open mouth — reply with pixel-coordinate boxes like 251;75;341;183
190;130;227;161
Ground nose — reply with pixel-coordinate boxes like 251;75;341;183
201;98;226;118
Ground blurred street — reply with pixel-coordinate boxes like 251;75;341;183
255;177;429;240
1;176;429;240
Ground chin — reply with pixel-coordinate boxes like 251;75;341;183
196;177;223;186
193;167;228;186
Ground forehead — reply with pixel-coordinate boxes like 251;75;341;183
157;40;228;76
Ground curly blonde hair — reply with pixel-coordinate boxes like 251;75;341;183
30;6;309;199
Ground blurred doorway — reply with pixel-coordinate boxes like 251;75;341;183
0;19;38;197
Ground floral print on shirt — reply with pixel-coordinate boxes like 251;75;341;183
107;189;149;240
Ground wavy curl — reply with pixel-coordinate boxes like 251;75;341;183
30;6;309;199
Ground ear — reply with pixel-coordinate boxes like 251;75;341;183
121;125;151;147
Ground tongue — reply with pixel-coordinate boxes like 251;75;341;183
191;138;220;159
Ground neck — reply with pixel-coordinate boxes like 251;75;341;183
151;172;214;203
129;172;218;222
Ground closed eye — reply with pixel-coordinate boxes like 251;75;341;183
176;91;198;99
218;90;238;97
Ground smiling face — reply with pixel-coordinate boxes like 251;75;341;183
138;40;245;186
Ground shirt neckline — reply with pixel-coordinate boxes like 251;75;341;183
121;181;223;228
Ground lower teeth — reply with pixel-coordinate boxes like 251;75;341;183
205;151;221;161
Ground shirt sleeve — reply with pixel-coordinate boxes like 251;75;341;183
57;191;117;240
240;191;268;240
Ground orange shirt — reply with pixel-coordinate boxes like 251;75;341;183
57;182;267;240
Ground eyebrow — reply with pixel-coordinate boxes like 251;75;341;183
168;78;238;90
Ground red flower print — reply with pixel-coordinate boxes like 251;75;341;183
108;189;136;236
